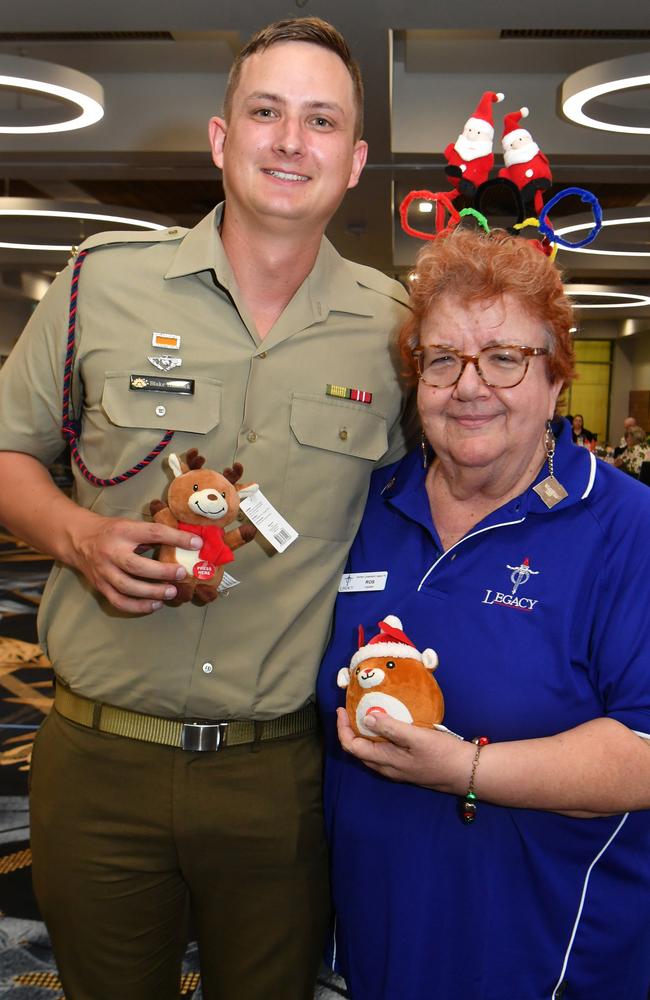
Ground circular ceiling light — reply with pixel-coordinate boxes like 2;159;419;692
565;286;650;309
556;213;650;257
0;55;104;134
561;52;650;134
0;199;170;252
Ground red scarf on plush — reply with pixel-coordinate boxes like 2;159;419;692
177;522;234;565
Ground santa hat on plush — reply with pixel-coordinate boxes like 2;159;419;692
464;90;504;136
350;615;438;671
501;107;538;163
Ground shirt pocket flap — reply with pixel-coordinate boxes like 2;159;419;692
102;373;221;434
289;394;387;461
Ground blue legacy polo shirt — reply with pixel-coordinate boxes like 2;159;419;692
317;419;650;1000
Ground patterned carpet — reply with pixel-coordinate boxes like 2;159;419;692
0;528;347;999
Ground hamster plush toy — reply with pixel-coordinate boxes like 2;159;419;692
149;449;258;605
337;615;444;740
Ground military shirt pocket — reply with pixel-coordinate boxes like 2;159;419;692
71;373;223;511
102;372;222;433
282;393;388;541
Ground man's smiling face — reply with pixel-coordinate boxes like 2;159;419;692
209;41;367;233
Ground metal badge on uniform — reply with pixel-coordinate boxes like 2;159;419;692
532;475;568;509
129;374;195;394
338;571;387;593
151;332;181;350
148;355;182;372
326;384;373;404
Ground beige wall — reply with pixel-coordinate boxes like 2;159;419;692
610;330;650;440
0;300;34;357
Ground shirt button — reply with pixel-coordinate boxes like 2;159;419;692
339;428;348;441
258;351;267;359
155;404;166;417
247;430;258;443
202;662;213;674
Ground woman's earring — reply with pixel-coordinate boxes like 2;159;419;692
532;420;568;508
421;430;429;469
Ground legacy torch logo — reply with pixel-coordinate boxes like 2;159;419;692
482;557;539;611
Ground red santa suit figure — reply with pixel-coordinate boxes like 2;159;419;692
498;107;552;215
444;91;504;197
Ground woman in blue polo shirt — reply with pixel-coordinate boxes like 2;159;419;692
318;228;650;1000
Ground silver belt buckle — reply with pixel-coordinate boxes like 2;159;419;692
181;721;228;752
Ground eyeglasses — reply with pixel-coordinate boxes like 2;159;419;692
412;344;549;389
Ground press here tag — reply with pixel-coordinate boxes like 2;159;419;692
338;571;387;593
240;490;298;553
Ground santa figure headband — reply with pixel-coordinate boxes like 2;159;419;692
400;91;602;257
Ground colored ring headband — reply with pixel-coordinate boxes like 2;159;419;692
512;217;558;261
400;181;602;252
458;207;490;233
399;190;460;242
399;94;603;252
539;187;602;248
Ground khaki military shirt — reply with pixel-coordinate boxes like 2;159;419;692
0;207;410;719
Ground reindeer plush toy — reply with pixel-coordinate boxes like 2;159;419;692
150;449;258;605
337;615;444;740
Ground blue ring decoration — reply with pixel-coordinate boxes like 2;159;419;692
539;187;602;248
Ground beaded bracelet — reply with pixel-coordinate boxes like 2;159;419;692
459;736;490;825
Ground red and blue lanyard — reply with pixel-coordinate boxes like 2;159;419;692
60;248;175;487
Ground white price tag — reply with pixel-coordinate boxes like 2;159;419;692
338;571;387;593
217;571;240;593
240;490;298;553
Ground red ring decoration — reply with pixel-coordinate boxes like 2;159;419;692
399;189;461;241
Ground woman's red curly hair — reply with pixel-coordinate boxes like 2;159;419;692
399;227;576;391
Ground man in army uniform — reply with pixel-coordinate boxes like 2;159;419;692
0;18;410;1000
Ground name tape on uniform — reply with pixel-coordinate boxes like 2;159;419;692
240;490;298;553
129;374;194;394
338;571;387;593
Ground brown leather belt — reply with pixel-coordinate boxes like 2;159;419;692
54;682;317;752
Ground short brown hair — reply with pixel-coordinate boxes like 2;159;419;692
222;17;364;140
399;228;576;391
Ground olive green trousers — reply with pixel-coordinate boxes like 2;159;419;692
30;709;330;1000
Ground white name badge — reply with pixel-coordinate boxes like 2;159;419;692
240;490;298;553
338;571;387;593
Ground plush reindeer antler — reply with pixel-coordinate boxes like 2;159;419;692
185;448;206;470
222;462;244;485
